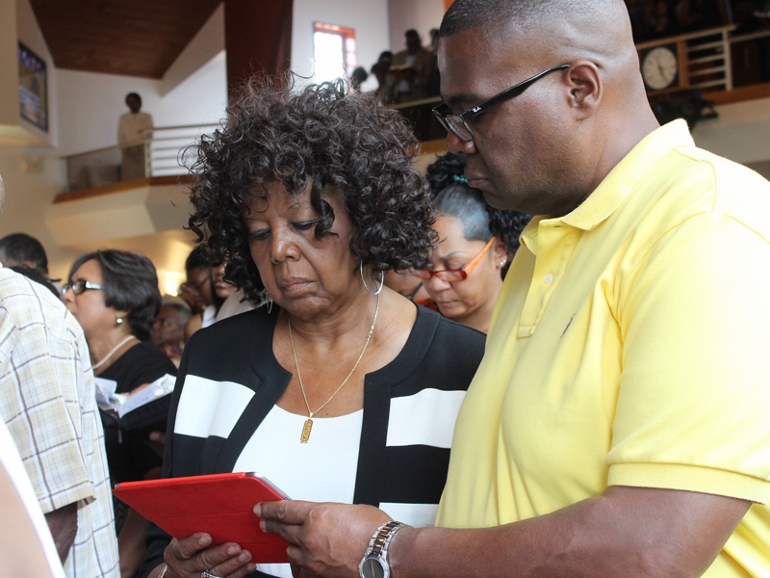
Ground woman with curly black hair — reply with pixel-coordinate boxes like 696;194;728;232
139;78;486;578
415;152;531;333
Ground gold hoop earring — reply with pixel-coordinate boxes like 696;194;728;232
360;262;384;296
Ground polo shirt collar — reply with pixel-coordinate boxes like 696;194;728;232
561;119;694;231
520;120;693;255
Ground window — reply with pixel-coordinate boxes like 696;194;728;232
313;23;357;83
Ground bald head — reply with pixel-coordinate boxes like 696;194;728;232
441;0;642;92
436;0;660;216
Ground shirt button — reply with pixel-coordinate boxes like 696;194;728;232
544;274;554;284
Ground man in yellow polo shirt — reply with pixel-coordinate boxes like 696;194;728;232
253;1;770;577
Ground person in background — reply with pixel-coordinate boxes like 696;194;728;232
350;66;369;92
118;92;153;181
9;265;60;299
0;231;49;276
62;249;176;578
415;152;529;333
180;245;223;340
368;59;395;103
0;174;120;578
382;270;431;306
390;29;437;102
257;0;770;576
0;231;60;290
137;77;485;578
152;297;191;367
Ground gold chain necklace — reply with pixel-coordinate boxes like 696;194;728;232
288;293;379;443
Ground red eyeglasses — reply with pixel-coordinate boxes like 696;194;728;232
411;236;496;283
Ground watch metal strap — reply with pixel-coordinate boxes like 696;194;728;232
364;520;410;568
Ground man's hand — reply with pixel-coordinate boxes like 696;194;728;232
257;501;391;578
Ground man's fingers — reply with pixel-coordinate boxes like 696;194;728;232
257;499;316;525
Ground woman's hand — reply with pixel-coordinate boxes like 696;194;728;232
163;532;256;578
147;430;166;457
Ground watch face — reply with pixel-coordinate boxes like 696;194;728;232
642;46;678;90
360;557;386;578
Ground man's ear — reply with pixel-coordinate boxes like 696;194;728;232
564;60;602;120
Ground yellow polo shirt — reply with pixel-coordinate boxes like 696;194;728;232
437;120;770;575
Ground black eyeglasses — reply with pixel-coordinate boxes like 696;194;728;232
432;64;570;142
61;279;106;296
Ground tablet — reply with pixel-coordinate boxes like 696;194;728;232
113;472;290;563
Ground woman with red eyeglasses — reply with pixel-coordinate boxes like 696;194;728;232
415;153;530;333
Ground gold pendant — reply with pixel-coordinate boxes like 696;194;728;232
300;418;313;443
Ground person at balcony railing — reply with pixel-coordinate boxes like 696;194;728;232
118;92;153;181
638;0;680;41
367;58;395;103
389;29;438;103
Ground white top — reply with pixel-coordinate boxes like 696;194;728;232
233;404;363;578
117;111;153;147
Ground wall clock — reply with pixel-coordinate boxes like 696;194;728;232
641;44;680;91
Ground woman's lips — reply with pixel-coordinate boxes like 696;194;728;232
279;278;312;293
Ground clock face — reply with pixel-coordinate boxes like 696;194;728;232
642;46;679;91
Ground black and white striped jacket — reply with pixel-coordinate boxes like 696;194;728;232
141;305;484;577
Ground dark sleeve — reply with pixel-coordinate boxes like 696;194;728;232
137;339;194;578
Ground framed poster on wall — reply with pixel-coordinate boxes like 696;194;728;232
18;42;48;132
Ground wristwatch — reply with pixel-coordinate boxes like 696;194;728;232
358;520;410;578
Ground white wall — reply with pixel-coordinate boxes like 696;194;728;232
0;2;18;127
0;0;77;281
292;0;390;92
691;96;770;166
388;0;444;55
56;53;227;158
162;4;225;97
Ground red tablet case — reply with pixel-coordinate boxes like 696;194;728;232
113;472;290;563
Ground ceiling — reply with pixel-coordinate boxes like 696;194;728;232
29;0;222;79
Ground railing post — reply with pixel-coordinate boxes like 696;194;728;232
144;129;153;178
723;28;733;91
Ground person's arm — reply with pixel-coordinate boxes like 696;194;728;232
44;502;78;563
119;507;151;578
258;486;750;578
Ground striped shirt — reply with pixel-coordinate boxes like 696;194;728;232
0;267;119;577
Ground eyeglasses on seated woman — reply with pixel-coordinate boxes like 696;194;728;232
138;76;488;578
